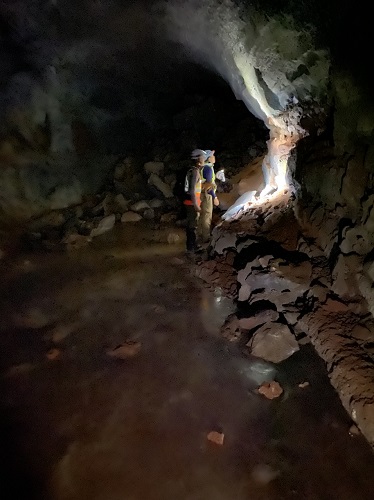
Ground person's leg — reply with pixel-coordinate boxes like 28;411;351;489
199;191;213;243
185;205;199;251
197;194;205;242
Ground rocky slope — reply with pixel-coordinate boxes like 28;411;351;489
196;173;374;446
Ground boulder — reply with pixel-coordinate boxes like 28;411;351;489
331;254;362;299
351;323;374;342
121;211;142;223
258;255;273;268
238;283;252;301
149;198;164;208
238;267;309;310
13;308;51;329
114;194;129;213
144;161;164;176
238;309;279;331
160;213;177;223
92;193;115;217
75;206;84;218
167;232;180;244
164;173;177;189
63;232;90;251
131;200;150;212
214;232;238;255
28;211;65;231
114;162;126;180
143;208;155;220
247;322;299;363
340;226;372;255
148;173;174;198
90;214;115;237
221;314;241;341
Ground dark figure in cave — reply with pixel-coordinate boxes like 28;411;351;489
183;150;205;253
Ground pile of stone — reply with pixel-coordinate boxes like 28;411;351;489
23;158;179;252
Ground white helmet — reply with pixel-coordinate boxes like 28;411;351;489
191;149;206;160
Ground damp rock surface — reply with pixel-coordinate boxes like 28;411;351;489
1;223;374;499
204;190;374;447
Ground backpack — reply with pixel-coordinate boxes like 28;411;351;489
184;168;193;194
173;167;192;200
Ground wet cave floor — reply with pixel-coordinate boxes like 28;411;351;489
1;222;374;500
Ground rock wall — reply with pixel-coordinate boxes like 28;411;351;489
293;138;374;315
198;191;374;446
0;154;116;223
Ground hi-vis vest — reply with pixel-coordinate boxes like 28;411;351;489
183;167;202;206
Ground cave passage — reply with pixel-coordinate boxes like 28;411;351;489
2;0;374;497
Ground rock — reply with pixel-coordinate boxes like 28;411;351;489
298;381;310;388
298;335;311;345
349;424;361;436
148;173;174;198
106;341;142;359
151;305;166;314
321;298;350;313
160;213;177;223
164;173;176;187
171;257;185;265
309;284;329;304
46;348;61;361
143;208;155;220
144;161;164;176
5;363;35;377
131;200;150;212
121;211;142;223
149;198;164;208
63;233;90;251
247;322;299;363
75;206;84;218
238;310;279;331
238;283;252;301
90;214;115;237
0;249;5;259
92;193;115;217
239;266;309;310
269;259;312;282
332;254;362;299
42;239;61;251
29;211;65;231
167;232;180;244
207;431;224;445
214;232;238;255
221;314;241;342
351;323;374;342
258;381;283;399
50;323;77;343
340;226;372;255
258;255;273;267
113;180;127;195
13;308;50;329
251;464;280;484
114;162;126;180
114;194;129;213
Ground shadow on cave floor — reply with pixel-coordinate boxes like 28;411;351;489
1;222;374;500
